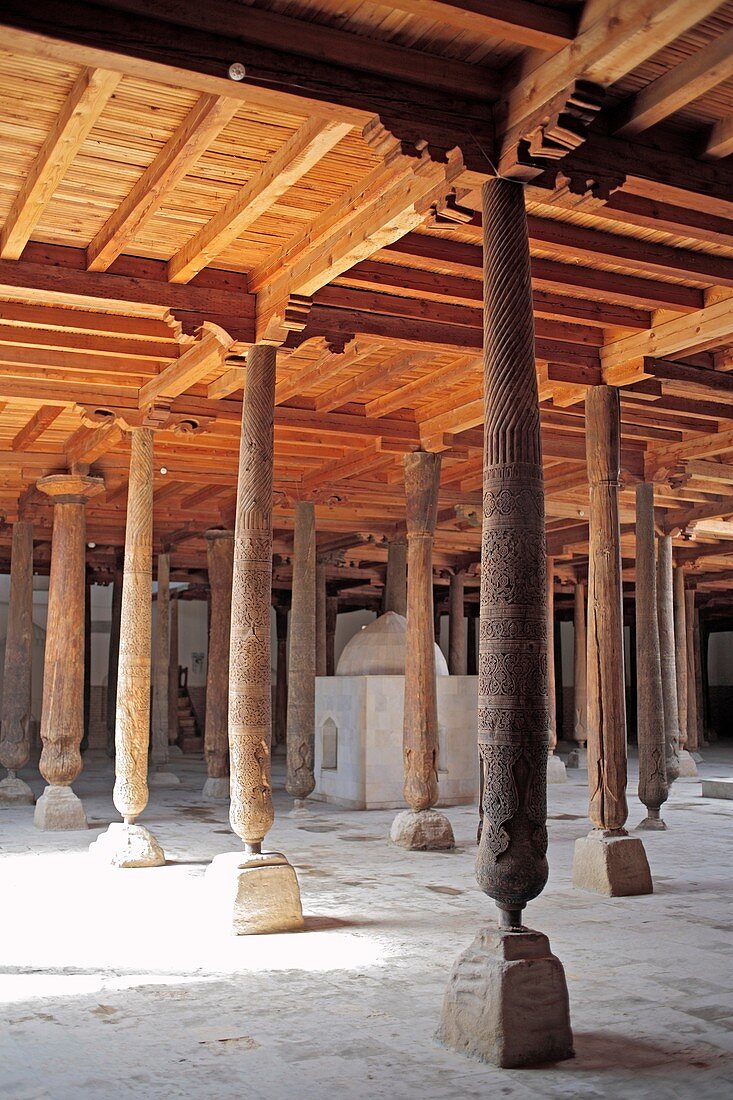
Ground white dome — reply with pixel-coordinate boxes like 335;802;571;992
336;611;449;677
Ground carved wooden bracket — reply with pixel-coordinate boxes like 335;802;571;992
74;403;214;436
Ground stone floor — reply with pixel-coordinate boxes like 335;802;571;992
1;746;732;1100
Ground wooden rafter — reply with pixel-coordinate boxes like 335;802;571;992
384;0;574;51
703;114;733;161
138;324;233;407
10;405;65;451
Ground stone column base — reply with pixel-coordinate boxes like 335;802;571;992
566;747;587;770
572;830;652;896
691;751;703;763
637;808;667;831
547;753;568;783
202;776;230;801
0;773;35;805
149;768;180;788
89;822;165;867
390;809;455;851
436;926;573;1068
677;750;698;777
168;744;183;758
206;851;304;935
34;784;87;830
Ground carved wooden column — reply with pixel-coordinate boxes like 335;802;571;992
206;343;302;933
439;179;571;1069
0;519;35;804
546;557;567;783
656;536;682;782
285;500;316;808
635;483;668;830
106;550;123;758
572;386;651;895
383;535;407;616
569;581;588;768
391;450;454;851
202;528;234;799
326;595;338;676
168;592;181;751
34;474;103;830
150;551;179;787
90;428;164;865
685;587;700;757
316;556;327;677
673;565;694;775
448;570;466;675
274;602;289;749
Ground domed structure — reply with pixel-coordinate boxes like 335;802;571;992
336;611;449;677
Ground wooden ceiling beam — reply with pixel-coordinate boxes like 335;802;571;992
313;352;433;415
0;67;121;260
10;405;65;452
137;324;233;407
275;339;377;407
385;0;574;50
703;114;733;161
65;420;124;466
366;356;480;419
646;428;733;481
87;93;240;272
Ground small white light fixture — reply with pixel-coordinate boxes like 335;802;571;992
228;62;246;81
87;542;96;549
159;466;168;475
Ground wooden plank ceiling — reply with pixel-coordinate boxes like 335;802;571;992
0;0;731;614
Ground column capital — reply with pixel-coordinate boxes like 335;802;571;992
36;473;105;504
204;527;234;544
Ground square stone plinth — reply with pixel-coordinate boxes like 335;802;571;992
206;851;304;935
678;750;698;777
89;822;165;868
573;830;652;896
701;778;733;800
437;926;573;1068
0;774;35;804
34;785;87;831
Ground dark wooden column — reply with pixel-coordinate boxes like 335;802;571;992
571;581;587;757
0;519;34;804
34;473;103;830
546;558;566;782
316;556;327;676
285;499;316;806
448;570;466;675
467;609;478;676
383;535;407;616
168;591;180;749
685;587;700;755
635;483;668;829
326;595;338;676
150;551;179;787
274;602;289;749
673;564;688;753
106;549;123;758
656;535;681;782
82;571;92;754
203;529;234;799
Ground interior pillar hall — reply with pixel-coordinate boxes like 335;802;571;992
448;570;466;675
685;587;701;758
391;450;454;852
0;519;35;804
383;535;407;616
439;177;572;1069
34;473;103;830
203;529;234;800
635;483;669;830
150;551;179;788
568;580;588;769
572;387;651;895
546;558;567;783
207;343;303;934
656;536;683;782
90;428;164;865
106;549;123;758
285;500;316;809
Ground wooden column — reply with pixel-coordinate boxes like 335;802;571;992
685;588;699;754
383;536;407;616
82;572;92;754
0;519;35;803
106;550;123;758
572;581;587;749
326;595;338;676
673;565;688;752
656;535;681;783
203;529;234;798
316;556;327;677
34;474;103;830
635;483;668;828
274;602;289;748
546;559;557;751
694;608;706;747
584;387;628;833
168;592;180;747
150;551;178;785
467;610;478;676
448;570;467;675
285;500;316;805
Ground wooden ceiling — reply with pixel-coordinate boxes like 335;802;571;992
0;0;731;613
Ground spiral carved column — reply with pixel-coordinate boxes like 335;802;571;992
150;551;179;787
286;500;316;805
34;474;103;830
203;529;234;799
207;343;303;933
439;178;572;1068
635;483;668;830
448;570;466;675
0;520;35;804
656;536;681;782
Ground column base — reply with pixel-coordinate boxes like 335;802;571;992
288;798;312;818
89;822;165;867
0;773;35;805
389;809;455;851
566;747;587;770
202;776;229;801
205;851;304;935
34;785;87;830
547;753;568;784
168;744;184;758
149;768;180;788
436;926;573;1068
572;830;652;896
678;750;698;777
637;808;667;831
691;751;703;763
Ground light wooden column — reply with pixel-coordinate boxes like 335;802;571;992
656;535;681;783
106;550;123;758
34;473;103;830
286;500;316;805
168;592;180;748
316;556;327;677
207;343;302;934
0;519;35;804
635;483;668;829
91;428;164;864
203;528;234;799
685;588;700;755
448;570;467;675
571;581;588;753
326;595;338;676
673;565;689;756
274;602;289;749
150;551;179;786
383;536;407;616
391;450;454;851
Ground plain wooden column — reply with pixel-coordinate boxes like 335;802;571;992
286;500;316;804
448;570;467;675
274;603;289;748
204;529;234;796
106;551;123;757
467;610;478;676
656;535;680;783
151;551;172;772
384;536;407;616
673;565;688;752
316;557;327;677
685;588;699;754
168;592;180;746
402;450;441;813
326;595;338;676
547;557;557;753
0;519;34;803
635;483;668;827
585;386;628;832
572;581;587;747
694;607;706;747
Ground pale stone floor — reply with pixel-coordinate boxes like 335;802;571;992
1;747;733;1100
